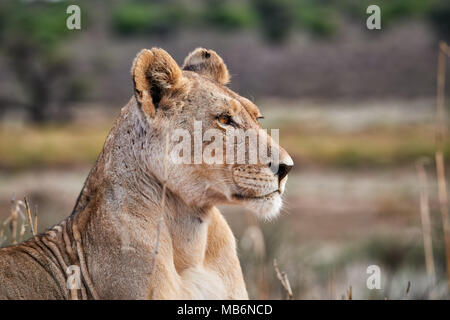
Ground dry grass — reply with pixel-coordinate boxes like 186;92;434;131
416;159;436;291
0;196;35;246
0;121;446;170
149;133;170;283
0;124;109;169
273;259;293;300
405;281;411;299
434;41;450;290
282;125;441;168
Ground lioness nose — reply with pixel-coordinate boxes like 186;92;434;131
277;163;293;182
269;147;294;182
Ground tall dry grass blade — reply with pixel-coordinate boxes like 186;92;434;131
436;42;448;141
327;268;336;300
1;196;30;246
416;159;436;293
34;205;38;235
24;197;36;236
0;221;6;246
273;259;293;300
0;231;4;247
436;151;450;289
441;42;450;57
404;281;411;299
149;132;170;289
9;196;18;245
18;223;26;243
435;41;450;290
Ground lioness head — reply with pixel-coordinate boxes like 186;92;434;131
130;48;293;220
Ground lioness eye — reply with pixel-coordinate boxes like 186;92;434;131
217;114;232;125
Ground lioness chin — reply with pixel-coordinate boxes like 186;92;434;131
0;48;293;299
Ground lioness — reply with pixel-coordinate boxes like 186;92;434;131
0;48;293;299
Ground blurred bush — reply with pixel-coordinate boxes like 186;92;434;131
341;0;449;40
293;2;337;38
110;0;339;42
251;0;294;43
110;0;449;42
112;2;187;35
428;0;450;41
204;1;257;31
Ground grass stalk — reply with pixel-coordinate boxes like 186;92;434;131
404;281;411;300
273;259;293;300
435;41;450;290
416;159;436;293
149;132;170;289
24;197;36;236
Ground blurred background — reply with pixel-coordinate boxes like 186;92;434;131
1;0;450;299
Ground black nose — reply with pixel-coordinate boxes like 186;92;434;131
277;163;293;182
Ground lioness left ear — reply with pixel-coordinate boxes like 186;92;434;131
182;48;230;85
131;48;182;117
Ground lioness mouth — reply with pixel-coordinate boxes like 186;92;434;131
233;190;280;201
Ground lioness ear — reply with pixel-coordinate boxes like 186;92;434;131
182;48;230;85
131;48;182;117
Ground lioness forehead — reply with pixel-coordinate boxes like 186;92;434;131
236;96;261;119
183;70;261;120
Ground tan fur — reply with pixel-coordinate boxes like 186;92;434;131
0;48;292;299
132;48;184;117
182;48;230;85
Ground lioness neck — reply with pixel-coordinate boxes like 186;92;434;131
69;98;213;298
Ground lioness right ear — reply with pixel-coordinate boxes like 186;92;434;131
182;48;230;85
131;48;182;117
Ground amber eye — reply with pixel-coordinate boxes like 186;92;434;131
217;114;232;125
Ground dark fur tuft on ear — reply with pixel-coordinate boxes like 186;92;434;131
131;48;182;117
182;48;230;85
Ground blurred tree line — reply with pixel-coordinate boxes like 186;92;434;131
111;0;450;42
0;0;449;123
0;1;88;123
